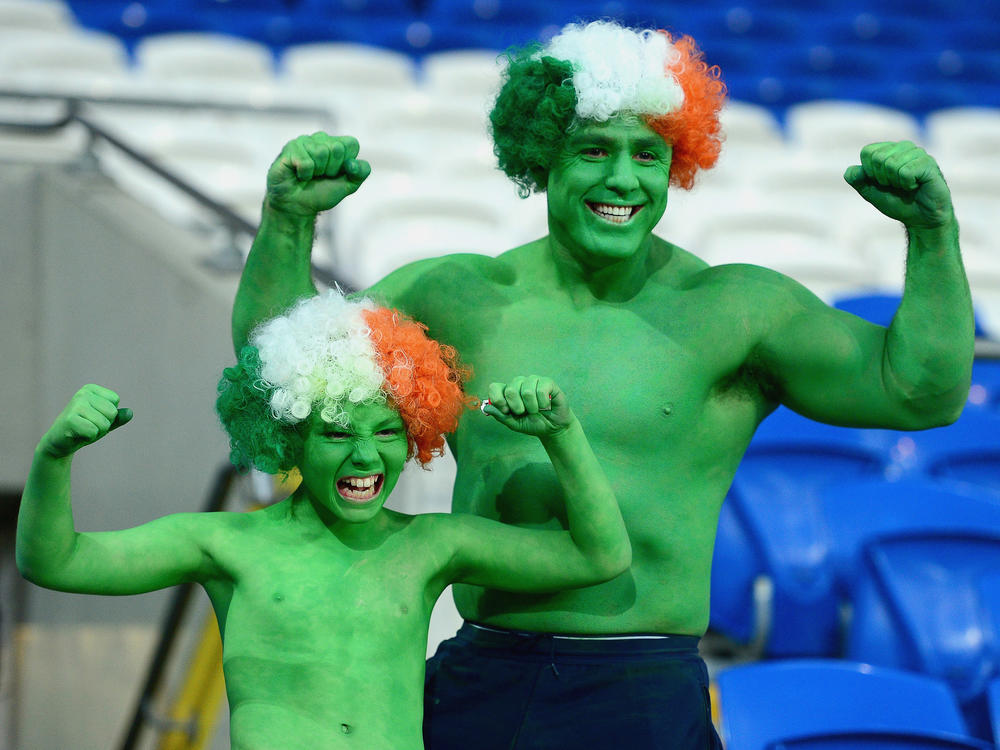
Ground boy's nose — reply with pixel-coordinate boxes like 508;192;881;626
350;438;379;465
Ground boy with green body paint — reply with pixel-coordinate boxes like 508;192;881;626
232;20;974;749
16;291;630;750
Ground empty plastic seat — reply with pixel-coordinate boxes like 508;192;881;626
710;496;767;646
717;99;785;149
68;1;213;49
784;100;922;161
822;478;1000;600
134;31;276;84
0;27;130;94
421;48;506;104
714;407;896;656
337;188;513;287
847;531;1000;739
280;42;416;92
718;659;991;750
925;107;1000;163
692;206;876;302
0;0;74;31
901;407;1000;495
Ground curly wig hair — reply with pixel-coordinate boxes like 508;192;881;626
216;291;474;474
490;21;727;195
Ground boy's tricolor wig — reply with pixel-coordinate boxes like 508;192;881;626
490;20;727;195
217;290;473;474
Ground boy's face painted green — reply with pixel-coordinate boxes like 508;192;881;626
547;117;672;267
298;401;409;524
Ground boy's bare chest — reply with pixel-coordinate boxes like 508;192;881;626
214;537;441;648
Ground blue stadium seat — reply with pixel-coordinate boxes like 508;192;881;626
846;531;1000;740
971;358;1000;415
714;407;896;656
710;495;766;645
68;1;213;51
718;659;991;750
822;477;1000;605
903;407;1000;496
988;677;1000;743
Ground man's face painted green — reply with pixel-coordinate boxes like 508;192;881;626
546;116;673;268
298;401;409;525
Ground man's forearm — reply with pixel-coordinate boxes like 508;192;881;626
232;203;319;353
886;217;974;422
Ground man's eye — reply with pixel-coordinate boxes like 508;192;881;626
582;147;607;158
325;431;351;439
634;151;657;162
377;428;403;438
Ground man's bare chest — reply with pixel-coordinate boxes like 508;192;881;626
454;295;754;430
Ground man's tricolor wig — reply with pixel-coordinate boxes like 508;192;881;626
490;20;727;195
217;290;473;474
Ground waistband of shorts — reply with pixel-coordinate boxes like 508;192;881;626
456;621;702;657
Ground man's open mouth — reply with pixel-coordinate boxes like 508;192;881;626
336;474;384;503
586;202;643;224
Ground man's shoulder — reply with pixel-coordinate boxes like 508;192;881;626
673;250;808;297
368;249;517;300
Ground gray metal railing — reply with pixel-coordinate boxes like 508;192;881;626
0;88;353;288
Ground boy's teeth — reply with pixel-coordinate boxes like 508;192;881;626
338;474;382;501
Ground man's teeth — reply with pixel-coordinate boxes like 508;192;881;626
338;475;381;501
589;203;636;224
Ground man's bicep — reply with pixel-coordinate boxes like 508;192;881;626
58;513;219;595
755;298;901;427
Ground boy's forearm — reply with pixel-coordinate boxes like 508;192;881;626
886;217;974;423
540;419;631;570
232;203;319;353
16;449;79;585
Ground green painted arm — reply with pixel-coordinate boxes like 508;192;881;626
16;385;213;594
232;133;371;353
446;377;631;592
757;141;974;429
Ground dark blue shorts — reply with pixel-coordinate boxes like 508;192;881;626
424;622;724;750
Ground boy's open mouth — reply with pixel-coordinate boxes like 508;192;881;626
586;202;642;224
336;474;384;503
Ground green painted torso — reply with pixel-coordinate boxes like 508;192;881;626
373;236;780;635
200;506;451;750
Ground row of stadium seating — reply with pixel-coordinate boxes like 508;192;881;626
8;0;994;112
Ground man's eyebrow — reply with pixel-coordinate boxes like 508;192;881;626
565;132;669;150
566;131;615;146
634;136;669;150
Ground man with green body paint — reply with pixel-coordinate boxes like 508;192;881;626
232;20;974;750
17;290;631;750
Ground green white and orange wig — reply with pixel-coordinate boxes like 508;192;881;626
217;290;473;474
490;20;727;195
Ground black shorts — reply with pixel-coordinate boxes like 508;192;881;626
424;622;724;750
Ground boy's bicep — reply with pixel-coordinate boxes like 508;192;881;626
447;515;590;593
55;513;219;595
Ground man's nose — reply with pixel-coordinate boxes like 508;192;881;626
604;153;639;193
